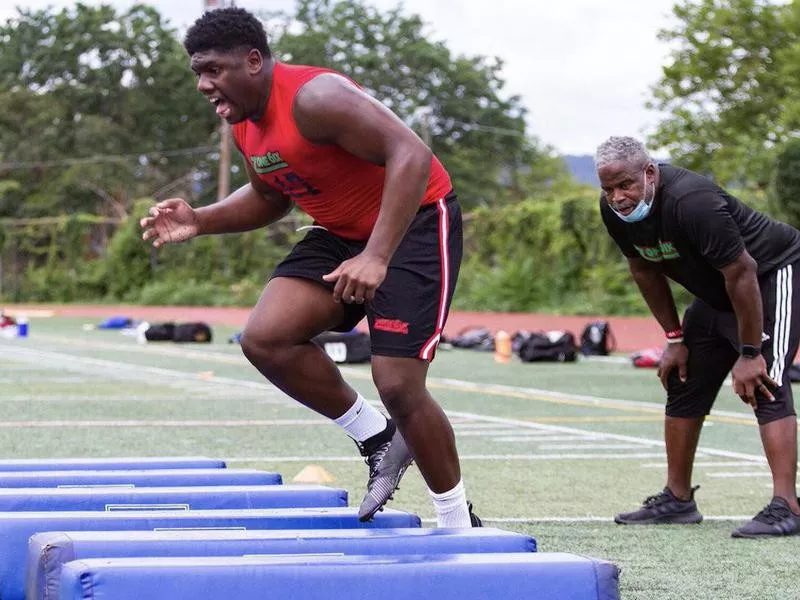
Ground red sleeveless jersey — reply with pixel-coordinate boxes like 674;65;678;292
232;63;452;240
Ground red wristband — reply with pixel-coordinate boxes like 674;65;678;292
665;329;683;340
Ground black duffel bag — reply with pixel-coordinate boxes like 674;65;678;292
518;330;577;363
144;322;176;342
173;322;213;343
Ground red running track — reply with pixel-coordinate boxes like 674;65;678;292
3;304;664;352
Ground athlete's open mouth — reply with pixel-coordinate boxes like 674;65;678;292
209;96;232;119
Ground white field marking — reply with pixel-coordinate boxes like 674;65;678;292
420;515;754;524
455;430;567;438
487;435;602;442
452;423;533;430
708;472;773;478
381;373;759;422
15;334;250;366
226;452;667;463
8;338;756;421
0;346;291;406
0;377;93;383
534;443;652;450
444;409;765;463
1;345;765;463
0;418;328;428
640;461;768;468
0;395;229;403
580;355;631;365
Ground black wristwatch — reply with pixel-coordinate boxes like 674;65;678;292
740;344;761;359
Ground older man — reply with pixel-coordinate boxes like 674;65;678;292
597;136;799;538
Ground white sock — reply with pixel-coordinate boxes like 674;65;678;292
429;479;471;527
333;393;388;442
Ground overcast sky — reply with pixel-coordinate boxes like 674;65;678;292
1;0;679;155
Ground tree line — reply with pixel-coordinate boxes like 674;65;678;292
0;0;797;314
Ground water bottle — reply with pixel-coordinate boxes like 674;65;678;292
494;330;512;364
16;316;29;338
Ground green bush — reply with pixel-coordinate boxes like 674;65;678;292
131;276;266;307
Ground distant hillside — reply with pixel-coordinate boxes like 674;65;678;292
563;155;599;187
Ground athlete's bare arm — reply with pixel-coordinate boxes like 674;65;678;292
291;74;432;303
195;157;293;235
293;74;431;264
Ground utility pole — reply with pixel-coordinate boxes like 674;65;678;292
204;0;234;277
217;123;231;202
204;0;234;202
416;106;433;148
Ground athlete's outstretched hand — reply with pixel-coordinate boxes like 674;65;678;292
657;342;689;391
323;252;388;304
731;355;778;408
140;198;199;248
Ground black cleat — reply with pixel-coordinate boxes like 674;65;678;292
468;501;483;527
355;420;413;522
615;486;703;525
731;497;799;538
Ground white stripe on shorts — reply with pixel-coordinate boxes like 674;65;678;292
769;264;793;384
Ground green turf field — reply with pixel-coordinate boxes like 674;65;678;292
1;316;798;599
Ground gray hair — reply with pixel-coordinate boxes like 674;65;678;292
594;136;653;169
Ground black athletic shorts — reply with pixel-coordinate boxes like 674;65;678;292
271;192;462;360
667;261;800;425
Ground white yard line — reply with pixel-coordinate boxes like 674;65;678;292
403;375;757;422
226;453;667;462
0;395;224;403
0;346;291;405
1;345;766;463
453;429;561;437
534;443;651;450
707;472;772;478
421;515;753;524
0;418;328;428
7;336;757;421
452;423;532;430
445;409;765;462
640;461;768;468
0;377;94;383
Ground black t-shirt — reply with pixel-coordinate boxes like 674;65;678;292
601;164;800;311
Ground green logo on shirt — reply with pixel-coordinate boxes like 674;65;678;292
250;151;288;174
634;240;680;262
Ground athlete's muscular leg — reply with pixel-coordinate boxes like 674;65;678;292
371;356;460;493
239;276;356;418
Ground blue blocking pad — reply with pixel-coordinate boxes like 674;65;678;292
0;484;346;512
0;469;282;488
57;554;620;600
0;457;225;471
29;528;537;600
0;508;420;600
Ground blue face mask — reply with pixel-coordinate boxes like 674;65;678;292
612;170;654;223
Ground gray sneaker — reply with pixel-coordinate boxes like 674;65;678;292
731;497;799;538
615;486;703;525
356;420;413;522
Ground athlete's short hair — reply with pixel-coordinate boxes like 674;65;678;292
184;7;270;57
595;136;652;169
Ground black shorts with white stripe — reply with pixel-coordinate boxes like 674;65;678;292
270;192;462;361
665;261;800;425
